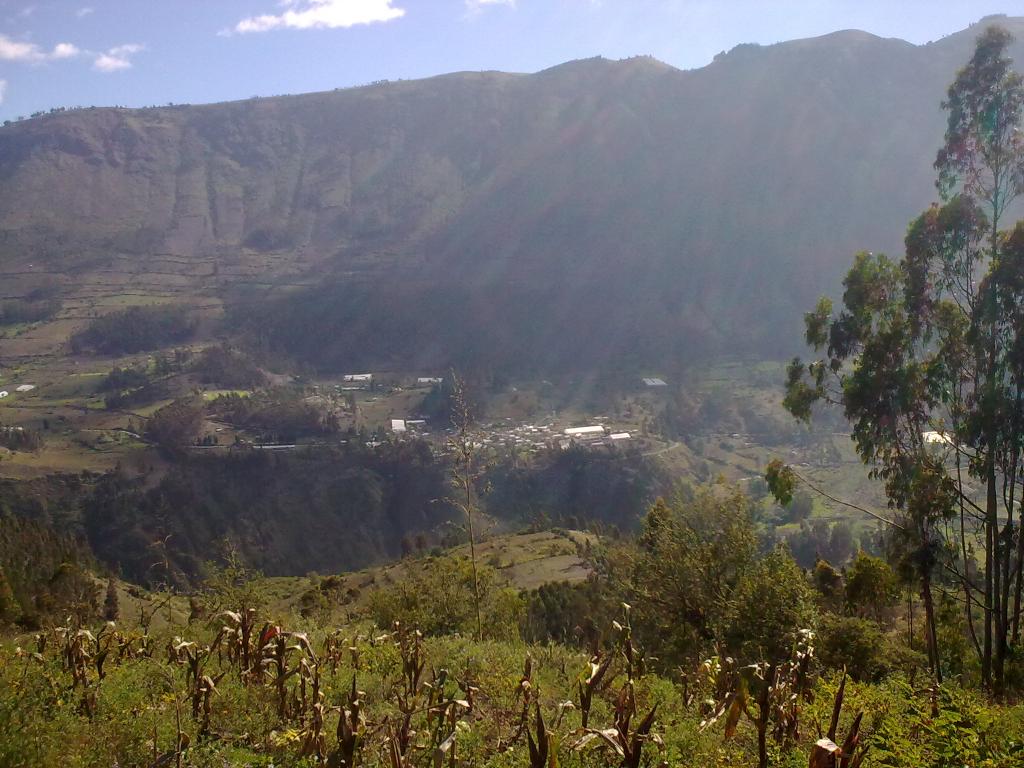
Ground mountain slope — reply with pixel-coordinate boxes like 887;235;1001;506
2;15;1023;372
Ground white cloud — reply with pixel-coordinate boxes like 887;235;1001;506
226;0;405;35
0;79;7;105
0;34;80;63
76;7;94;17
92;43;143;72
52;42;80;59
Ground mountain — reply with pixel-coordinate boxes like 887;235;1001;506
2;15;1023;373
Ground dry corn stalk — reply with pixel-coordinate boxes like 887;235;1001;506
526;704;559;768
808;672;868;768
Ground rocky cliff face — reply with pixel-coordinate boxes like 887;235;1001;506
2;16;1022;370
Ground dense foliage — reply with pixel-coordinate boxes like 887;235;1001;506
82;444;454;586
0;297;60;326
70;305;196;355
486;446;668;532
191;344;267;389
783;24;1024;692
2;492;1024;766
208;389;340;441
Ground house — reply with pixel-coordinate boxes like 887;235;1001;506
609;432;631;441
343;373;373;383
642;377;668;387
564;425;607;440
15;384;35;392
416;377;443;386
391;419;407;433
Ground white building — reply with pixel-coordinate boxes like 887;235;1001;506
564;425;607;440
416;377;443;386
342;374;374;387
0;391;8;399
642;377;668;387
15;384;35;392
391;419;407;433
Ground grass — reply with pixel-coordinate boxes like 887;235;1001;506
201;389;252;401
262;529;595;618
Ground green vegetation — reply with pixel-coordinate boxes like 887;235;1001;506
486;447;668;531
0;475;99;629
3;19;1024;768
145;398;205;450
208;388;339;441
100;365;151;393
191;344;267;389
783;25;1024;693
82;445;454;586
2;486;1023;766
0;425;43;453
0;298;60;326
70;305;196;356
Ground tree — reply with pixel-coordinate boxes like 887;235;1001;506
781;25;1024;692
627;487;759;666
845;550;899;622
785;489;814;523
723;547;817;663
145;398;204;451
103;578;120;622
812;558;844;605
447;371;484;641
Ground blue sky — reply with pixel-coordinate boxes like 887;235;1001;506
0;0;1021;120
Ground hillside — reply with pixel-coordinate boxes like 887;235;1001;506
3;16;1024;372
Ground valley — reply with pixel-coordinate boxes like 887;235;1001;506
4;13;1024;765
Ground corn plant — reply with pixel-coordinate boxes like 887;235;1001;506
702;630;816;768
297;660;328;763
53;618;117;718
213;607;263;681
330;675;366;768
571;679;660;768
527;704;558;768
808;672;868;768
500;654;535;751
169;637;211;719
323;630;346;675
578;653;613;729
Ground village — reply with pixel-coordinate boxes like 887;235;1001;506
310;372;665;456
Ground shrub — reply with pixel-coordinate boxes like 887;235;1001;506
817;614;895;681
723;546;818;662
366;554;522;638
845;549;899;620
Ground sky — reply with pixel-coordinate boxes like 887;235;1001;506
0;0;1022;120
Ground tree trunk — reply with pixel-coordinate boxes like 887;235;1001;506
1014;521;1024;644
984;463;996;687
921;568;942;684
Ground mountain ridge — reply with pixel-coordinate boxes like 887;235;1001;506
2;17;1024;371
